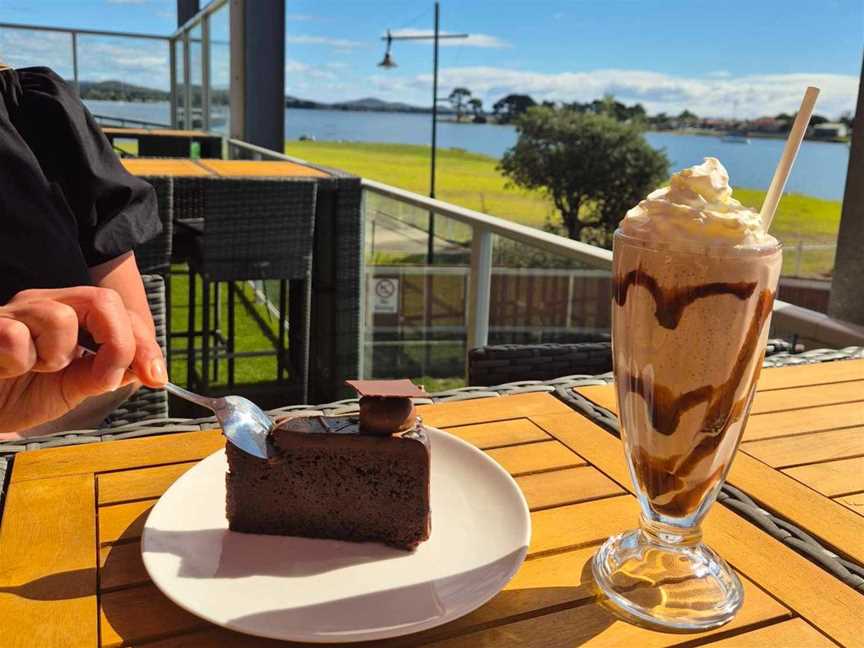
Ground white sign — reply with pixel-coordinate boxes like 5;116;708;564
372;277;399;314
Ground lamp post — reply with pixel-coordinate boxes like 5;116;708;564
379;2;467;264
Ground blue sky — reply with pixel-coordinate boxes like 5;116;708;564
1;0;861;117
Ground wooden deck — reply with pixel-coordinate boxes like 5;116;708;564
1;387;861;646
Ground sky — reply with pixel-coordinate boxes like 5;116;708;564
0;0;862;118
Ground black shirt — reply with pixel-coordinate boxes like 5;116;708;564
0;66;160;304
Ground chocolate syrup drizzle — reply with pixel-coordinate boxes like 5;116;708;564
615;268;775;517
613;267;757;330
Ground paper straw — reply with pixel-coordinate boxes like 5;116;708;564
760;86;820;231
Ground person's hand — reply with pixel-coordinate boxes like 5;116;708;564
0;286;167;436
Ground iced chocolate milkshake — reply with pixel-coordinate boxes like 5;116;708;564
593;158;781;630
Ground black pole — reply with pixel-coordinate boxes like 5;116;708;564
428;0;439;265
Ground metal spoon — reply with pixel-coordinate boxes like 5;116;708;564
78;334;272;458
160;383;273;459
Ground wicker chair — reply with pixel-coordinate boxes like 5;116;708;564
133;176;173;277
468;337;805;386
185;177;317;399
102;274;169;427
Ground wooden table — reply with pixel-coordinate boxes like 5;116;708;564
1;390;861;647
120;158;331;179
577;358;864;572
103;128;223;158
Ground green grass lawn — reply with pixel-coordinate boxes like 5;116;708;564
286;140;841;277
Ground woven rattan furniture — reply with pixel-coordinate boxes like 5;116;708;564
1;366;862;646
186;177;317;398
468;337;803;386
102;274;169;428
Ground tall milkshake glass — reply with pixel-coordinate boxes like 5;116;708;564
592;158;782;630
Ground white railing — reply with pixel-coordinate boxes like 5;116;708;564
0;22;169;96
225;139;864;351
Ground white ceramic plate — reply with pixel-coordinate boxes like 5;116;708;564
141;427;531;643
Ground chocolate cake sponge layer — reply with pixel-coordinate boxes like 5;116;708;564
226;430;430;550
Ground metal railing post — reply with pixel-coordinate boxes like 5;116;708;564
201;14;210;131
169;38;177;128
183;30;192;129
467;227;493;356
71;31;79;94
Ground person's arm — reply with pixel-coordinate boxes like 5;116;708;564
0;286;143;438
89;251;166;387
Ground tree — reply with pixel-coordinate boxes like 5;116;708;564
448;87;472;121
468;97;483;117
499;107;669;245
809;114;829;126
492;94;536;123
678;109;699;125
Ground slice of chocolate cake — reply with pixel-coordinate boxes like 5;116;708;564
225;380;431;550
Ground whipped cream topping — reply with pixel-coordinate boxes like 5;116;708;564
620;157;777;248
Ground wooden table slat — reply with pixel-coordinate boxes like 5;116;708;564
744;401;864;441
516;466;624;511
576;372;864;421
196;158;330;178
99;499;156;545
696;618;838;648
417;392;572;429
0;475;98;648
741;427;864;467
756;358;864;391
98;461;198;505
782;456;864;497
11;429;224;483
833;493;864;516
442;418;551;449
100;584;208;647
484;440;585;476
120;158;212;177
99;543;149;592
747;380;864;414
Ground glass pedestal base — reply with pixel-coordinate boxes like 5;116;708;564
592;527;743;632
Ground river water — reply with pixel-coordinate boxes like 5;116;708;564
86;100;850;201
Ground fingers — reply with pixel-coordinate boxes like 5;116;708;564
0;317;37;378
2;301;79;373
12;287;136;392
128;310;167;388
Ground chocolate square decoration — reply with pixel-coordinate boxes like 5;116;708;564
346;379;428;398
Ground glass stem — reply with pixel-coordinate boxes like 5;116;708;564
639;515;703;548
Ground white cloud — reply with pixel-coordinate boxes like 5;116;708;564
285;59;336;81
389;29;510;49
286;14;320;22
286;35;365;50
381;66;859;118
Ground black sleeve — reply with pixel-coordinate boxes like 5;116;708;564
15;67;161;267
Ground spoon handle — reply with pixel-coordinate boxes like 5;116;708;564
77;330;217;412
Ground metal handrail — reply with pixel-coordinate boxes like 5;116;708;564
225;138;864;350
92;113;171;129
0;21;168;40
170;0;228;40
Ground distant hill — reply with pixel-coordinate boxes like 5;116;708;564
78;80;170;102
286;95;452;114
77;79;446;114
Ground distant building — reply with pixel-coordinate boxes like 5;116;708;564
748;117;785;133
811;122;849;139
